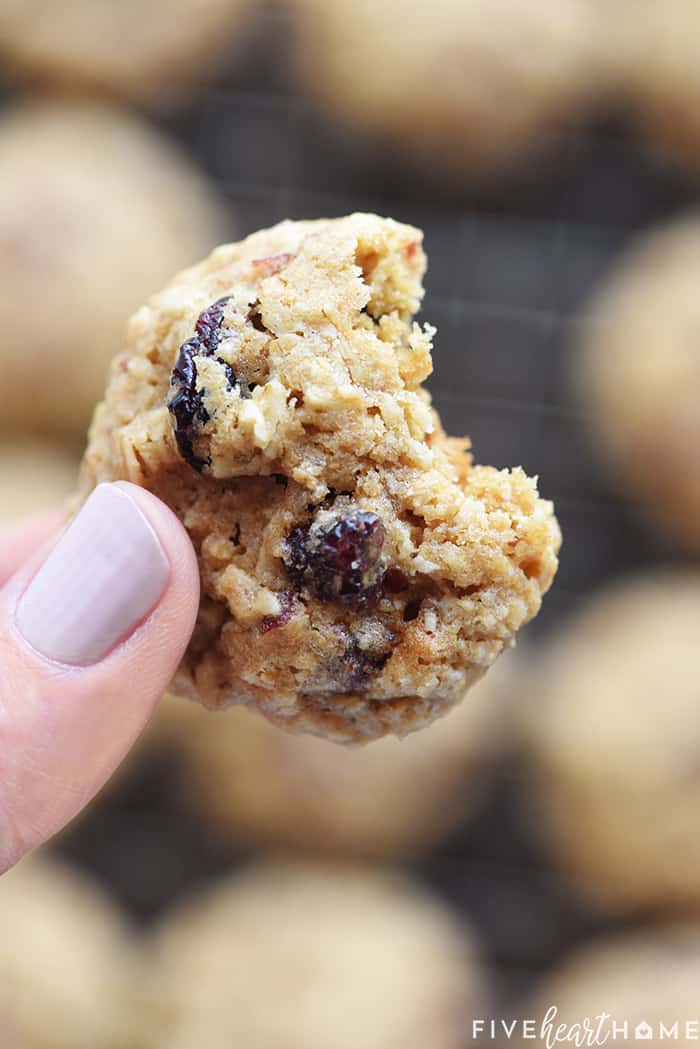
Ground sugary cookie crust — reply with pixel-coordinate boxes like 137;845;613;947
79;213;559;742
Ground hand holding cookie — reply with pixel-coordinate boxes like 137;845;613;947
0;484;199;872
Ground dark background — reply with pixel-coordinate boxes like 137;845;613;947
42;2;700;1012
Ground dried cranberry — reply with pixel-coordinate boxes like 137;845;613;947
252;252;295;276
247;301;267;333
383;567;410;593
168;338;210;472
194;297;228;352
343;635;389;689
259;588;295;634
168;297;241;472
284;510;385;608
330;625;394;691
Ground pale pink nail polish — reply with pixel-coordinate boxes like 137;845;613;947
15;484;169;666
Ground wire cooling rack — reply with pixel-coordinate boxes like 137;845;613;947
49;2;700;1011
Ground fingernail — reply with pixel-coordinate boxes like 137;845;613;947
15;484;169;666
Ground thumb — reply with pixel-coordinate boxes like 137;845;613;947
0;481;200;872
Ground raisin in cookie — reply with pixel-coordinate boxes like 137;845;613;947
146;653;516;857
524;573;700;914
0;855;132;1049
519;926;700;1049
576;217;700;552
0;0;252;105
133;862;485;1049
291;0;602;180
79;214;559;743
0;102;228;438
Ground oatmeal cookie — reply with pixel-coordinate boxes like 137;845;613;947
608;1;700;169
576;217;700;552
0;0;252;105
520;926;700;1048
148;652;517;856
291;0;602;179
0;101;228;438
0;441;78;523
0;854;132;1049
78;213;559;743
133;862;485;1049
525;573;700;914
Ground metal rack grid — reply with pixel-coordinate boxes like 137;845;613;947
48;2;700;1011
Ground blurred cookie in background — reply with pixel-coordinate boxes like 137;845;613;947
518;925;700;1048
608;1;700;170
146;653;517;858
0;854;133;1049
291;0;602;181
0;440;77;522
0;0;253;106
0;102;229;439
576;217;700;552
133;862;486;1049
523;573;700;915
